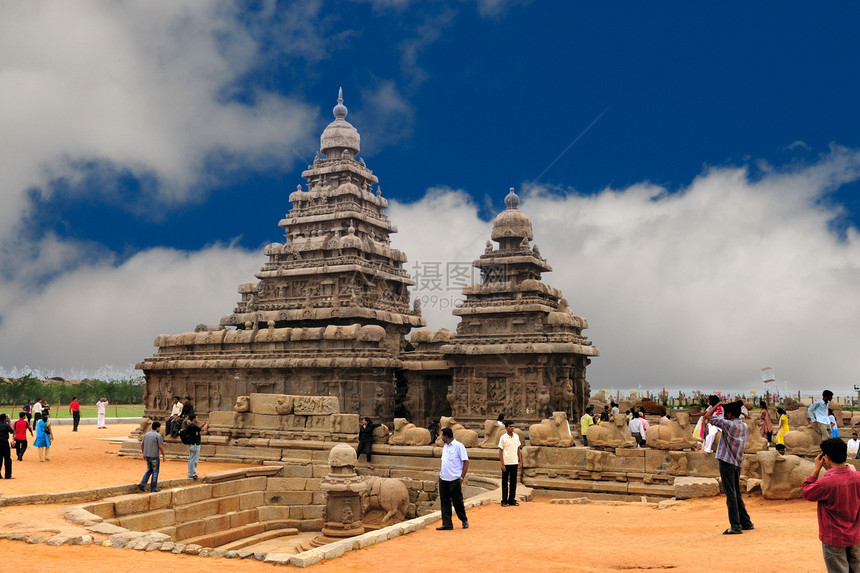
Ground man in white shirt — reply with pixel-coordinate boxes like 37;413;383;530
436;427;469;530
848;432;860;459
32;399;43;423
498;421;523;507
166;396;183;437
628;411;646;448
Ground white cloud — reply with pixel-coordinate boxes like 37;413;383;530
355;81;414;153
0;242;260;377
392;149;860;396
0;1;318;235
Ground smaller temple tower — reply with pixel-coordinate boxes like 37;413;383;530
438;188;598;426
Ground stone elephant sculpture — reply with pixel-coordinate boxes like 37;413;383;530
757;451;818;499
362;476;410;525
434;416;479;447
389;418;432;446
529;412;574;447
479;420;526;449
588;414;635;448
644;412;698;450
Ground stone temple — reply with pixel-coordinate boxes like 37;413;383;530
136;89;599;428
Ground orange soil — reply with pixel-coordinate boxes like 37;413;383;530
0;423;828;572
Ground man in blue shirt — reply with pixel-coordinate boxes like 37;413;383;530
809;390;834;442
436;427;469;530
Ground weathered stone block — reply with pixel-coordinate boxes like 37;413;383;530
118;509;176;532
285;415;307;430
674;477;720;499
217;496;241;514
332;414;359;434
150;490;173;511
214;445;283;461
645;449;674;474
239;491;266;510
174;499;219;522
107;494;152;517
523;446;587;469
303;505;324;519
82;502;115;520
258;506;290;521
174;520;206;541
203;513;231;534
230;509;258;528
264;491;313;506
247;414;283;431
306;415;333;431
250;393;290;415
171;484;213;506
281;463;313;478
212;476;267;497
267;477;309;491
293;396;340;415
209;411;234;427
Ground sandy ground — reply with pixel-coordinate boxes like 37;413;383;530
0;423;829;572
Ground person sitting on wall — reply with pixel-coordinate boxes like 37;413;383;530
427;419;440;443
175;396;194;437
165;396;182;437
357;417;388;470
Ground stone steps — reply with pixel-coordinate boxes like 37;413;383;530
217;526;299;551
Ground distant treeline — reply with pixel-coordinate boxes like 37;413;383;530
0;373;144;406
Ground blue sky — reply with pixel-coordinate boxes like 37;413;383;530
2;1;859;396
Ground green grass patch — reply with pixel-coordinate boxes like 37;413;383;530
0;404;144;419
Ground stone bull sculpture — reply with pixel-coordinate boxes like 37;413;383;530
479;420;526;449
362;476;410;526
644;411;698;450
389;418;432;446
529;412;574;447
588;414;635;448
434;416;479;447
757;450;819;499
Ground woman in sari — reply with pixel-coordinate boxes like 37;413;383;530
759;400;774;444
33;412;54;461
775;407;789;445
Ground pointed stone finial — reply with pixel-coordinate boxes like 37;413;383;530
333;87;348;120
505;187;520;210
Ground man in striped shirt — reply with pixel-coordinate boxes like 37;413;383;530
704;400;754;535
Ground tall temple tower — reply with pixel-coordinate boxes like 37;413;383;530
436;188;598;426
137;90;424;419
220;88;423;347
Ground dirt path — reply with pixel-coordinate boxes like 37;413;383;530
0;423;828;572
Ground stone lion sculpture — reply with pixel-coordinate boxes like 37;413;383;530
479;420;525;449
137;417;154;440
233;395;250;429
233;395;250;412
275;395;293;415
588;414;635;448
434;416;479;447
756;450;818;499
362;476;410;525
389;418;432;446
529;412;574;447
644;412;698;450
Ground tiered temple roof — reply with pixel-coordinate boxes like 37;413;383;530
220;89;424;339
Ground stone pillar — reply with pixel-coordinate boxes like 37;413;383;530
314;443;365;546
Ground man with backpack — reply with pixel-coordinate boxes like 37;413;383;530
180;415;208;480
